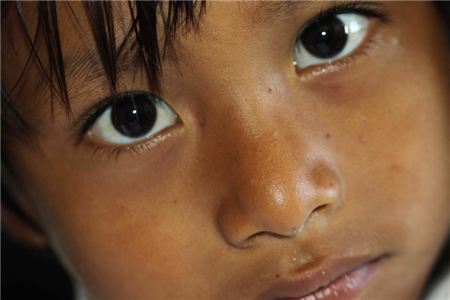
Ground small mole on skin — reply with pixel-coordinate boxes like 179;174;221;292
330;183;333;186
174;200;178;204
276;275;280;279
198;111;206;128
326;134;330;138
390;163;403;172
268;88;272;92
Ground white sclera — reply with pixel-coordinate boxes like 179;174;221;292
91;99;176;145
294;14;370;69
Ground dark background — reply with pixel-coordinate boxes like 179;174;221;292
2;231;73;300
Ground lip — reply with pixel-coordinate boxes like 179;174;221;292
261;254;388;300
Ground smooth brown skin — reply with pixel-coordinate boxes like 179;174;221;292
2;1;450;299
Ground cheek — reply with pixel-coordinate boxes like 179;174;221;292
299;29;450;295
9;141;219;299
376;6;450;246
339;10;450;270
288;6;450;287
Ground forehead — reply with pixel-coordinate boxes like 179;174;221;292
2;1;308;98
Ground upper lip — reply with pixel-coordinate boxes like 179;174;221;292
259;254;386;300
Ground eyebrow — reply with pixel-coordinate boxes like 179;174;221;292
49;0;313;106
61;27;151;102
65;47;108;89
246;0;311;27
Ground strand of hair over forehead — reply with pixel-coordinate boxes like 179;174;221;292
1;0;205;137
0;0;206;229
81;0;204;99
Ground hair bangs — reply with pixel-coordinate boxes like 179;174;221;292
0;0;205;224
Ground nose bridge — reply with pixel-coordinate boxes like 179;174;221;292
215;108;342;247
235;120;302;220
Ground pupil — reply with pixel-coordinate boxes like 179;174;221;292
111;95;157;138
301;16;348;59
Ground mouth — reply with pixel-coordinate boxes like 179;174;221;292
262;254;388;300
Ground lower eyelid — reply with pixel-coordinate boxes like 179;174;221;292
83;121;184;159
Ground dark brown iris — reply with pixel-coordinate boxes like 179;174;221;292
111;95;157;138
301;16;348;59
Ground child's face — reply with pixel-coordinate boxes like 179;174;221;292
3;1;450;299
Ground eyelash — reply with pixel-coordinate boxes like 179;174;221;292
77;2;390;159
315;1;390;22
83;139;165;161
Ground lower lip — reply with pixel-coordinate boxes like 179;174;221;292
288;258;385;300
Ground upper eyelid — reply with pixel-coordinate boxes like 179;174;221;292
297;2;389;36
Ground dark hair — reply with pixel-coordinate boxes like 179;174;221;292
1;0;205;229
1;2;450;298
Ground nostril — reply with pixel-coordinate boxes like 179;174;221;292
308;203;335;224
312;203;328;214
292;204;330;237
245;230;300;245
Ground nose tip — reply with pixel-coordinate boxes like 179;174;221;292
217;160;343;247
218;184;305;244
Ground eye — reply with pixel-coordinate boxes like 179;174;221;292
294;13;370;69
89;92;177;145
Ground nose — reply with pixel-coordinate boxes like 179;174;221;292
216;119;343;247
